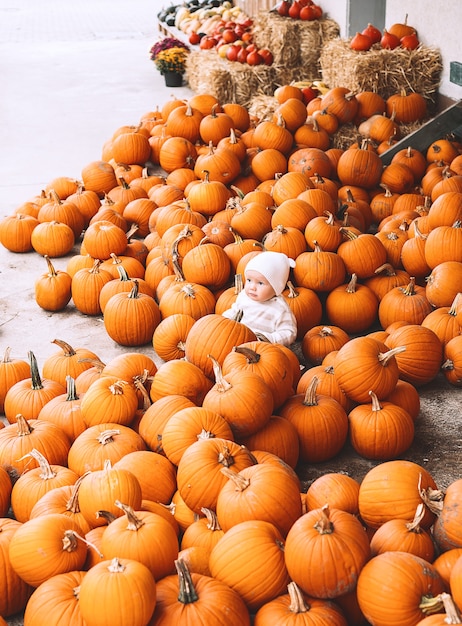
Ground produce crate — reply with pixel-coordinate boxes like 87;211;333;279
234;0;275;18
320;39;443;111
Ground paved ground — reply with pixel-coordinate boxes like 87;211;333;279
0;8;461;618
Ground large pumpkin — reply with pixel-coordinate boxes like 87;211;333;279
358;460;439;530
79;557;157;626
384;324;443;386
333;336;404;403
209;519;290;612
152;559;250;626
184;313;256;380
216;463;302;537
357;551;445;626
176;437;255;514
101;502;178;581
8;513;88;587
284;504;371;599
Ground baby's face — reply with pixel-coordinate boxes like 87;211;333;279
244;270;276;302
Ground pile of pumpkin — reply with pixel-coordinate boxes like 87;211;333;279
1;84;462;624
0;341;462;624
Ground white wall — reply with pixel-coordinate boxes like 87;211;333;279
321;0;462;100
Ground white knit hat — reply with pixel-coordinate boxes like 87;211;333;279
244;251;296;296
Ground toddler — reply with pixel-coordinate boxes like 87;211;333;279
222;251;297;346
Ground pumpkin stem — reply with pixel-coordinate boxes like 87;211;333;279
1;346;13;364
285;281;299;299
28;350;44;390
208;355;233;393
44;254;59;277
77;357;106;372
374;263;397;276
220;466;250;491
368;390;382;411
217;442;236;468
108;380;129;395
66;474;86;513
338;226;358;241
345;273;358;293
175;558;199;604
441;357;454;372
133;374;152;410
232;345;260;364
419;594;445;616
200;507;222;531
287;581;310;613
115;500;145;531
19;448;57;480
302;376;319;406
51;339;77;357
97;430;121;445
405;503;426;533
64;528;103;559
65;375;80;402
14;413;34;436
127;280;141;299
107;557;127;573
377;345;406;366
115;264;131;282
96;509;117;524
197;427;217;441
439;592;462;623
418;474;445;515
313;504;334;534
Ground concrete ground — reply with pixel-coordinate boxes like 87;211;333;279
0;0;461;530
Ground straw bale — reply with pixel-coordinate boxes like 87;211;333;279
186;50;277;107
320;39;442;110
253;13;340;85
248;95;279;122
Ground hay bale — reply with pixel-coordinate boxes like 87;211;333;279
248;95;279;122
320;39;442;110
253;13;340;85
186;50;277;107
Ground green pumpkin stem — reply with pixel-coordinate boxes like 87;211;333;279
28;351;43;390
175;559;199;604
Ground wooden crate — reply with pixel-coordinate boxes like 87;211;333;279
234;0;275;18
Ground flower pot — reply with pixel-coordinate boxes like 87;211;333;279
164;71;183;87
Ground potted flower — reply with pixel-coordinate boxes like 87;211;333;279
149;37;190;87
